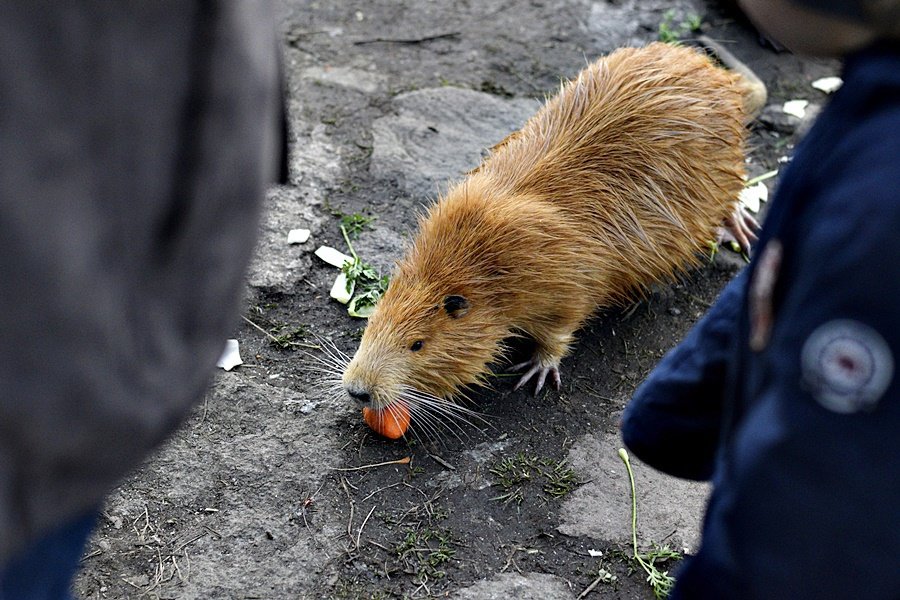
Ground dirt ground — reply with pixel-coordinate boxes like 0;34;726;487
75;1;838;598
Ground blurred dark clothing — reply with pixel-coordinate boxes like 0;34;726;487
622;41;900;598
0;509;97;600
0;1;285;562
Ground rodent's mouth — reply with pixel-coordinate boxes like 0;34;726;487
344;383;400;412
344;382;375;406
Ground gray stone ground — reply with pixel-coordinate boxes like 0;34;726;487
76;1;835;598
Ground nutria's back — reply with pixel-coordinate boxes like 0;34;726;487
476;42;747;305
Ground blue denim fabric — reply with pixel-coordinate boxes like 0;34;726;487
0;510;98;600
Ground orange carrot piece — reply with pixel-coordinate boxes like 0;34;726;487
362;401;411;439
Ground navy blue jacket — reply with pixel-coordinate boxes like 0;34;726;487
621;42;900;599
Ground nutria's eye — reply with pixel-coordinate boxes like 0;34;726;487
410;340;424;352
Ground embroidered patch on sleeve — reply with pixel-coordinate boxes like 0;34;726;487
801;319;894;414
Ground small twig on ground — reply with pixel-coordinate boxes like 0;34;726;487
338;476;358;552
577;574;604;599
240;315;319;349
412;580;432;597
153;547;166;589
137;504;151;540
362;481;404;502
172;555;185;583
353;31;460;45
80;548;103;562
689;294;711;309
573;380;616;402
198;395;209;425
401;482;431;501
121;578;143;591
174;530;208;554
356;505;377;549
499;547;523;575
428;453;456;471
346;501;355;546
327;457;411;472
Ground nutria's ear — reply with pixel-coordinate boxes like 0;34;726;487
443;295;469;319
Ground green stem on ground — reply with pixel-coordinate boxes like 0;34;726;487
745;169;778;187
618;448;677;599
340;225;359;261
618;449;641;559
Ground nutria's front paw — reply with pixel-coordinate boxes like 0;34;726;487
719;205;760;255
510;356;562;396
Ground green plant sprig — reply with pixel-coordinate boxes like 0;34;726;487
658;10;702;44
618;448;681;599
340;225;390;318
340;212;377;239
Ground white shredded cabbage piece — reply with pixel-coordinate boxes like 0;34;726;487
739;181;769;213
330;272;353;304
315;245;354;268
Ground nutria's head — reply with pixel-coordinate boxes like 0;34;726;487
342;179;520;431
342;276;506;415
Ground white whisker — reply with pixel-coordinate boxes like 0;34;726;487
401;387;490;426
313;335;352;364
301;349;348;372
405;402;465;444
397;385;490;442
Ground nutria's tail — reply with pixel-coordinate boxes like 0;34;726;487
697;35;767;121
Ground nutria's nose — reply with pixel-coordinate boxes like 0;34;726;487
346;384;371;404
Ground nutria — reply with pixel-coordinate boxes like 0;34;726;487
341;42;763;431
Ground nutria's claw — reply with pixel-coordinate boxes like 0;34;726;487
511;359;562;396
720;205;760;255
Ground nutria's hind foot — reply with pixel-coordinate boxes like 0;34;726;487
720;205;760;255
511;357;562;396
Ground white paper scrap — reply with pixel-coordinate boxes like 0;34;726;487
287;228;311;245
739;181;769;213
811;76;842;94
315;245;354;268
588;549;603;558
216;339;243;371
330;272;353;304
782;99;809;119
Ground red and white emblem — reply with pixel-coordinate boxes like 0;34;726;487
801;319;894;414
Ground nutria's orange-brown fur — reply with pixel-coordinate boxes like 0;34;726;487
343;42;754;415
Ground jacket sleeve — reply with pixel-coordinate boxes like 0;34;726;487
620;268;746;481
